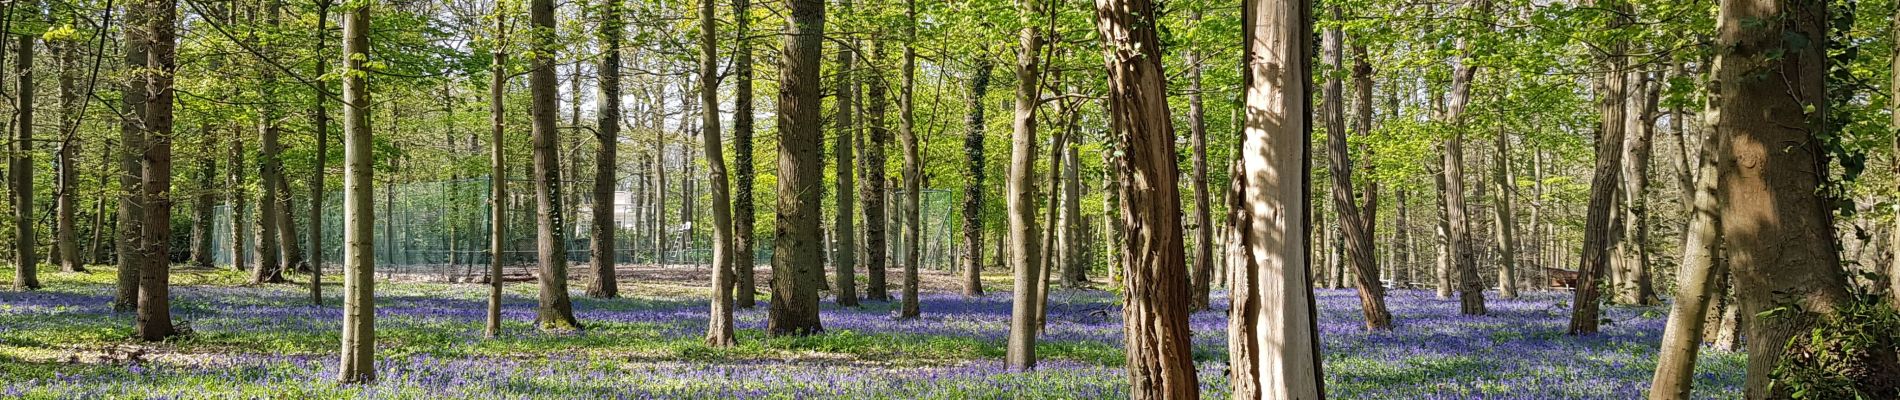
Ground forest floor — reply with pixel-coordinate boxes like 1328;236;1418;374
0;265;1744;399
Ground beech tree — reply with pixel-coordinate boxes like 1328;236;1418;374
586;0;624;299
767;0;826;336
1004;0;1046;371
529;0;581;331
700;0;736;346
1230;0;1323;396
337;0;374;381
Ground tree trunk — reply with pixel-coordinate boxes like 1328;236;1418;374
699;0;737;346
586;0;624;299
1716;0;1900;395
307;0;333;305
1395;189;1413;288
959;59;992;297
1432;166;1452;299
1102;140;1125;288
530;0;581;331
1892;2;1900;311
113;1;147;309
12;28;40;290
1491;127;1519;299
895;0;923;319
1230;0;1324;395
1321;11;1391;329
1058;123;1084;288
189;141;215;269
135;0;179;341
1004;0;1045;369
1567;0;1629;336
1093;0;1200;395
54;30;85;274
830;2;859;307
337;2;375;380
1184;7;1214;311
767;0;826;336
861;41;890;303
484;14;507;338
1439;9;1485;315
1648;102;1725;400
732;0;758;309
1618;70;1658;306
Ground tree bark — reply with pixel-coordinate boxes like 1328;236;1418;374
959;59;992;297
1648;102;1725;400
307;0;333;305
337;1;375;381
1004;0;1045;370
1231;0;1325;395
529;0;581;331
484;10;507;338
1321;10;1391;329
1439;3;1485;315
831;8;860;306
54;29;86;274
1716;0;1900;396
586;0;624;299
113;0;147;310
699;0;737;346
1618;70;1658;306
1432;165;1452;299
1092;0;1200;395
1491;127;1519;299
1567;0;1629;336
767;0;826;336
732;0;758;309
861;41;890;303
895;0;923;319
12;26;40;290
1184;7;1214;311
135;0;179;341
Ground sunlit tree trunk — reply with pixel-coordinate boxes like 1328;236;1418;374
699;0;736;346
1617;71;1658;306
54;32;85;274
1491;127;1519;299
337;1;375;381
112;0;150;312
767;0;827;336
1716;0;1900;396
529;0;581;331
1231;0;1324;396
586;0;624;299
1321;6;1390;329
897;0;923;319
134;0;179;342
483;8;508;338
831;0;859;307
1438;0;1487;316
1093;0;1200;395
1568;0;1628;335
1648;105;1724;400
1004;0;1046;370
307;0;333;305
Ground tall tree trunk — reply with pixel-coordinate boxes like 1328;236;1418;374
831;3;859;307
732;0;757;309
1231;0;1324;395
1432;166;1452;299
1716;0;1900;396
1184;6;1214;311
699;0;737;346
1648;103;1725;400
1004;0;1045;370
1058;121;1084;288
861;41;889;302
529;0;581;331
189;141;215;268
263;0;304;279
959;59;992;297
1093;0;1200;395
1491;127;1519;298
337;1;374;380
1618;71;1658;306
113;0;148;311
1567;0;1629;336
1892;2;1900;311
54;29;85;273
248;0;285;285
896;0;922;320
484;14;507;338
586;0;624;299
307;0;332;305
1102;138;1125;288
228;130;249;274
1439;2;1486;315
767;0;826;336
1321;10;1391;329
12;25;39;290
1395;189;1413;288
135;0;179;341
